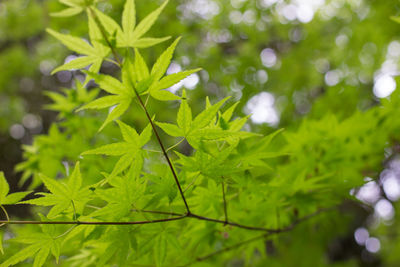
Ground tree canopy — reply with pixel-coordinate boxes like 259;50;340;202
1;0;400;266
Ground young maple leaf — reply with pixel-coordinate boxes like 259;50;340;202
91;0;171;48
22;162;91;219
81;121;152;177
47;14;110;79
0;172;31;206
1;214;63;267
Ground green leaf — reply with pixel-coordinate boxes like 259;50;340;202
150;68;201;92
99;100;131;131
130;37;171;48
154;233;167;267
132;0;169;40
51;56;97;74
391;16;400;24
156;122;184;137
82;142;132;156
47;29;96;55
122;0;136;35
0;172;9;204
77;95;123;111
33;247;50;267
0;231;3;254
3;192;32;205
1;242;42;267
93;8;122;36
67;162;82;198
192;97;230;130
177;90;192;134
150;89;181;101
134;48;150;82
151;37;181;82
85;72;129;95
50;7;83;17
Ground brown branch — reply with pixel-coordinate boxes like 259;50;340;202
88;7;122;66
133;89;191;214
87;6;191;214
0;215;186;226
221;181;228;225
182;207;334;266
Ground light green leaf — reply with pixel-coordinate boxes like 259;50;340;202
154;233;167;267
0;172;9;204
3;191;32;205
47;29;96;55
0;231;3;254
132;0;169;40
130;36;171;48
177;90;192;134
40;174;69;197
134;48;150;82
99;100;131;131
82;142;132;156
150;89;181;101
85;72;129;96
138;123;152;146
150;68;201;92
155;122;183;137
67;162;82;198
77;95;123;111
122;0;136;35
1;242;42;267
391;16;400;24
110;153;135;177
93;8;122;36
116;120;140;144
33;247;50;267
51;56;97;74
50;7;83;17
192;97;230;130
151;37;181;82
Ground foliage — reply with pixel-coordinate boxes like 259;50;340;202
1;0;400;266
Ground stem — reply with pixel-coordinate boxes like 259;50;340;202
133;89;191;214
0;216;186;226
221;181;228;225
0;205;10;227
88;7;191;214
87;7;122;66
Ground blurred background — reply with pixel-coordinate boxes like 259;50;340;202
1;0;400;265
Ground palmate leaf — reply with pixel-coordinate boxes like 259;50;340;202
1;216;63;267
22;162;91;219
77;72;134;131
91;0;170;49
48;15;110;78
0;172;31;205
156;94;253;148
127;39;201;101
82;121;151;177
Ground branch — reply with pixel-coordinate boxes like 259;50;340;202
133;89;191;214
182;207;334;266
221;181;228;225
88;7;121;66
0;215;186;226
87;6;191;214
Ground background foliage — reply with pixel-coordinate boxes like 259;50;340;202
1;0;400;266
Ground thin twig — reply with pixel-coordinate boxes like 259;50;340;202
87;10;191;214
0;216;186;226
88;7;121;66
221;181;228;225
133;89;191;214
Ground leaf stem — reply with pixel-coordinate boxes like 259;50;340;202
87;7;122;66
221;181;228;225
133;89;191;214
